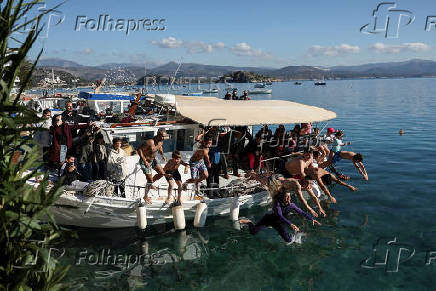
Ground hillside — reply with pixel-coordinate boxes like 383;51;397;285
33;58;436;84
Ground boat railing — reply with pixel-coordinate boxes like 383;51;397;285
124;182;262;200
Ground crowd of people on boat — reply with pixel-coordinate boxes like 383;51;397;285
31;99;369;242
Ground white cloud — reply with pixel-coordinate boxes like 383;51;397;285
308;44;360;56
230;42;273;59
73;48;93;55
184;41;213;54
214;42;225;49
369;42;431;54
151;36;183;48
151;37;225;54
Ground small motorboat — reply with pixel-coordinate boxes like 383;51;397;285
182;92;203;96
248;88;272;94
203;88;219;94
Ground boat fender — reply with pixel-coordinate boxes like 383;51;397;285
172;203;186;230
136;201;147;230
229;195;240;221
193;201;208;227
311;182;321;198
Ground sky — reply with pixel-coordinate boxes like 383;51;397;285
12;0;436;68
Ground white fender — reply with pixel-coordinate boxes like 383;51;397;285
194;202;208;227
136;203;147;230
172;205;186;230
311;181;321;198
229;196;240;221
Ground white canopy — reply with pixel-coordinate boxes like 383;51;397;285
175;95;336;126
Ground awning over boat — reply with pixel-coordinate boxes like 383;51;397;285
175;96;337;126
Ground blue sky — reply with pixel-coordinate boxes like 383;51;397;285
18;0;436;67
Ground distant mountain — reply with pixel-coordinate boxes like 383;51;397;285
269;66;332;80
34;58;436;83
147;61;273;77
330;59;436;77
38;58;84;68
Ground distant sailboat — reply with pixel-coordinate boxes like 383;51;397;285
314;76;326;86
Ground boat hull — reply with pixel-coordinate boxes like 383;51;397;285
50;191;271;228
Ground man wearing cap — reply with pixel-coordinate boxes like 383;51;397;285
137;128;168;203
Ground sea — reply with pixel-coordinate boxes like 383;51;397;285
57;78;436;290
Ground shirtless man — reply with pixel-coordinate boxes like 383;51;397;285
184;137;212;191
284;151;313;180
137;128;167;203
319;150;368;181
304;167;358;204
304;168;358;197
160;151;190;205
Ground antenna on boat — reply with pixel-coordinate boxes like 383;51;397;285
144;63;147;94
169;58;183;93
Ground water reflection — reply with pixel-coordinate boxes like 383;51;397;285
59;206;372;289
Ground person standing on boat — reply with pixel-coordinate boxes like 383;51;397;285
257;125;272;140
161;151;189;205
62;101;90;154
183;137;212;192
92;133;107;180
33;108;52;165
107;137;127;197
331;130;350;153
137;128;168;204
230;127;250;177
49;115;92;172
62;101;88;125
245;133;264;173
239;191;320;243
121;137;135;156
78;135;94;182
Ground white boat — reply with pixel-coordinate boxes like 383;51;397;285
203;88;219;94
248;88;272;94
48;95;337;228
314;76;326;86
182;92;203;96
254;83;266;88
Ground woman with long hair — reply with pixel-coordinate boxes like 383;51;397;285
240;175;320;242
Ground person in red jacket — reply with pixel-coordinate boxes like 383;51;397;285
49;114;92;171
